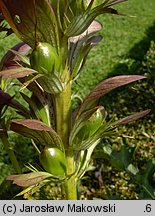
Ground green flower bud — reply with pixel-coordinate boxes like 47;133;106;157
39;147;66;177
30;42;60;73
77;108;103;140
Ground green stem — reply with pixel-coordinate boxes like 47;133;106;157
65;149;77;200
0;132;21;174
55;81;72;148
54;80;77;199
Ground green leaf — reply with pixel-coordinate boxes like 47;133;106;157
64;0;127;37
19;76;55;110
94;140;138;172
0;0;59;49
78;75;145;114
20;74;43;92
10;119;64;150
21;93;51;127
76;140;100;179
6;172;52;187
127;164;139;176
70;106;101;146
102;0;128;8
76;136;101;151
0;67;64;94
64;11;93;37
136;159;155;199
37;73;64;94
0;18;12;36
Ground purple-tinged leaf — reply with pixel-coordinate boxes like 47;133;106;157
97;110;150;141
78;75;145;114
0;90;12;107
70;34;103;79
112;110;151;127
100;7;125;16
68;21;103;79
0;90;30;117
69;20;102;44
0;42;30;70
7;172;52;187
16;182;46;198
0;0;59;48
0;67;36;78
10;119;63;150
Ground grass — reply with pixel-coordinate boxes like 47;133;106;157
0;33;20;59
0;0;155;199
73;0;155;95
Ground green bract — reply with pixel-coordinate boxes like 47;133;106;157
30;42;60;73
39;147;66;177
77;108;103;140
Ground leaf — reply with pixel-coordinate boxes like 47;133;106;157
10;50;30;66
37;73;64;94
70;35;103;79
76;136;101;151
70;106;101;146
21;93;51;127
64;11;93;37
0;90;13;108
78;75;145;114
0;42;30;70
7;172;52;187
112;110;151;127
94;140;138;172
0;0;59;48
68;20;103;78
16;180;50;198
95;110;150;143
0;67;36;78
103;0;128;8
64;0;127;37
0;89;30;117
10;119;64;150
76;140;100;179
127;164;139;176
19;76;46;100
20;74;43;92
136;159;155;199
0;17;12;36
69;20;102;44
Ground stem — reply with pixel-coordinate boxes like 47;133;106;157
65;149;77;200
54;80;77;199
55;81;72;148
53;35;77;199
0;132;21;174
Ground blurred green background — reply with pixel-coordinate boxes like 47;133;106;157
0;0;155;199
